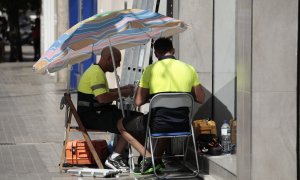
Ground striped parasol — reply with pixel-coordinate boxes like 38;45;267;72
33;9;188;74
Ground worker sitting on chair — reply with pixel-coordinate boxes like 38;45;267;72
77;46;142;171
117;37;205;174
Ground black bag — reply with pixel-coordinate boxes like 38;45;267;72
196;134;222;156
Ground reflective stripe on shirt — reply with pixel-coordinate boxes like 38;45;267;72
91;84;106;91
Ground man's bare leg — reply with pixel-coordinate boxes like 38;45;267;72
104;119;130;171
117;119;151;158
114;135;128;154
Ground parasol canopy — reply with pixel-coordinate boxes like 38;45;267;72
33;8;188;74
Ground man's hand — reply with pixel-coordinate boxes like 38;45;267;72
121;84;134;97
96;85;134;104
122;84;135;90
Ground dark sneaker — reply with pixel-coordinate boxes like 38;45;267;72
137;155;143;165
133;166;142;174
157;158;165;169
134;158;162;175
105;155;129;171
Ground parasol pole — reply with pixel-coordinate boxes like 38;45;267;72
108;38;125;118
66;65;71;94
59;64;71;170
64;64;72;127
108;38;135;172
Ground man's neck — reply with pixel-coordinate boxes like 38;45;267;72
157;52;175;60
97;62;107;72
164;52;173;56
158;54;176;60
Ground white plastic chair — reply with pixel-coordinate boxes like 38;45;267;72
142;93;200;179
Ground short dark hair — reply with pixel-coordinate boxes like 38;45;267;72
154;38;173;53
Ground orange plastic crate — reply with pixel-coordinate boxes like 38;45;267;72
65;140;108;165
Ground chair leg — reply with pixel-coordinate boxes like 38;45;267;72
148;135;159;176
191;128;200;175
142;128;150;173
150;136;200;179
65;93;104;169
183;137;190;162
59;129;69;172
59;108;72;172
128;144;135;172
181;135;200;177
79;127;104;168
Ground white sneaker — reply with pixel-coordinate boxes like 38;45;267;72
105;155;129;172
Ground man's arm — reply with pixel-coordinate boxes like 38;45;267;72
110;84;134;92
134;87;149;107
191;84;205;104
95;88;133;104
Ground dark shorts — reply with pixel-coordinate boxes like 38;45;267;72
122;107;190;138
150;107;190;133
78;105;189;139
78;105;123;134
123;113;147;143
78;105;145;134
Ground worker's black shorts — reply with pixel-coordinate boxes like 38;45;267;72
149;107;190;133
122;107;190;138
122;113;147;143
79;105;144;134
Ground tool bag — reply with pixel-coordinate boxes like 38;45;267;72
193;119;217;136
65;140;108;165
193;119;221;155
196;134;222;155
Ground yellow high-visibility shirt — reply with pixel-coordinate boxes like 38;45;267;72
78;64;109;97
139;58;200;94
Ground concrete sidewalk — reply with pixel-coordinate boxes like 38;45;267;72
0;62;68;179
0;62;160;180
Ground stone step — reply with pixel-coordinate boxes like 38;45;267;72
185;146;237;180
205;154;237;180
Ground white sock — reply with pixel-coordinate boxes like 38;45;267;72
110;152;121;159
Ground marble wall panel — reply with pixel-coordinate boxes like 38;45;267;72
179;0;213;73
252;92;297;180
214;73;236;115
252;0;298;92
237;91;252;180
236;0;253;179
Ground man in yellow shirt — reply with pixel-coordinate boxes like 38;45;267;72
117;38;205;174
77;46;142;171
